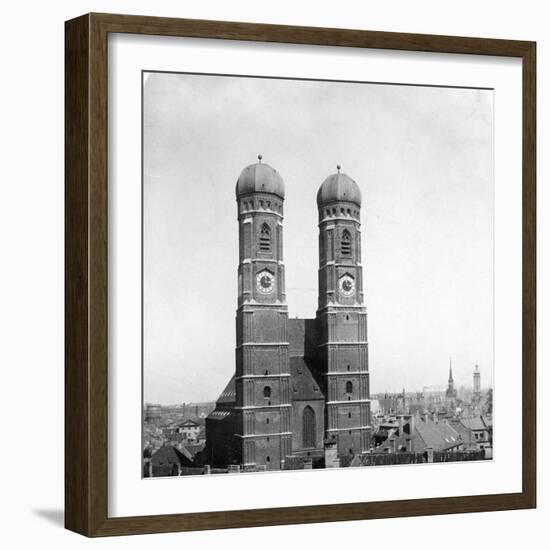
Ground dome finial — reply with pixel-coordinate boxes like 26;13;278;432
258;154;263;164
336;164;341;173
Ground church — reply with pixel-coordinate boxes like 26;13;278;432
205;157;371;471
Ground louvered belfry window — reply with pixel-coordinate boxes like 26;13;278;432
259;223;271;252
341;229;351;256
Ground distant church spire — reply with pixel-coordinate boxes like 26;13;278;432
446;358;457;400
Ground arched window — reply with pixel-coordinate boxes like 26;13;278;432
341;229;351;256
259;223;271;252
346;381;353;394
302;406;316;448
263;386;271;398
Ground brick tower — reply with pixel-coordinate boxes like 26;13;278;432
316;166;371;457
473;363;481;402
234;156;292;471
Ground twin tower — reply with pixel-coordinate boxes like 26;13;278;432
206;156;371;471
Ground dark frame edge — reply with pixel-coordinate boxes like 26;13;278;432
65;12;537;538
65;13;92;536
90;492;532;537
521;41;537;510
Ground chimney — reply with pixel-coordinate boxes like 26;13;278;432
325;439;339;468
409;414;416;434
426;447;434;463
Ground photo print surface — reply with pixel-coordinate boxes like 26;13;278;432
142;72;494;478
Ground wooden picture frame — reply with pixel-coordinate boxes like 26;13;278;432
65;12;536;537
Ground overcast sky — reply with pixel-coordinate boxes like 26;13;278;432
143;72;493;405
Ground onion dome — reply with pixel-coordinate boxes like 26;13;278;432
236;155;285;199
316;166;361;207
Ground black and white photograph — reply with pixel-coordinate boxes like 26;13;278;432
142;71;494;478
1;0;543;545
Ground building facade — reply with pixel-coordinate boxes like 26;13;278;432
206;158;372;470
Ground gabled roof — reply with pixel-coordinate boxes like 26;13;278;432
179;419;200;428
151;444;194;466
183;442;206;457
460;416;488;431
415;418;461;451
450;420;471;443
290;356;324;401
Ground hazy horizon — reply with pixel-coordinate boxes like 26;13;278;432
143;72;494;405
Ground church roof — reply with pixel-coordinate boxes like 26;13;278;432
235;158;285;199
290;356;325;401
207;376;236;422
209;341;325;419
288;318;317;357
317;170;361;207
215;375;236;405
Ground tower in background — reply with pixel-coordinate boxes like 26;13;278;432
446;359;457;400
473;363;481;401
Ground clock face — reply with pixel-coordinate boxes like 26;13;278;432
256;270;275;294
339;275;355;297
